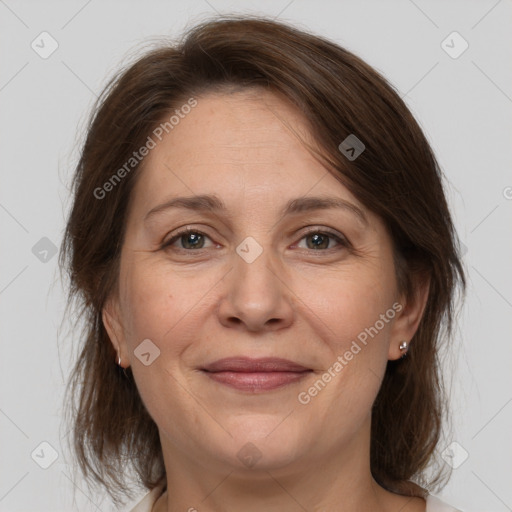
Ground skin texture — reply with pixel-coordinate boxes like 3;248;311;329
103;89;429;512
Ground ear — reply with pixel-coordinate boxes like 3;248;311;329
388;272;430;360
102;295;127;365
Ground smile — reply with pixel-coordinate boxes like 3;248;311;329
203;370;312;392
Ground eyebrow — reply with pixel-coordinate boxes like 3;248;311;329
144;193;368;226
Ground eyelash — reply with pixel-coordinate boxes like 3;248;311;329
160;226;350;253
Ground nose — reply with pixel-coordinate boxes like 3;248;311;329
216;242;295;332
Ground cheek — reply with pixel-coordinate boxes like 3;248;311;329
116;258;176;351
296;276;396;435
118;258;220;357
117;263;200;415
305;261;397;346
295;260;397;408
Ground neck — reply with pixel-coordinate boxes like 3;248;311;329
153;418;425;512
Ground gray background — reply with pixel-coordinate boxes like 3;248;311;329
1;0;511;511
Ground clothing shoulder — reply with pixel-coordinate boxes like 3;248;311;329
426;494;463;512
127;487;463;512
127;480;166;512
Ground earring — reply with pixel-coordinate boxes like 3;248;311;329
116;351;129;378
399;340;408;357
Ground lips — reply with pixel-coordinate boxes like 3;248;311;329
201;357;312;392
202;357;310;373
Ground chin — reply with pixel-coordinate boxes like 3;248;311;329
219;417;307;470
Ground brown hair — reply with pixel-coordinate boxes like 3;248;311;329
59;15;466;506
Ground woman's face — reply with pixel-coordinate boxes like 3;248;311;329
104;89;423;475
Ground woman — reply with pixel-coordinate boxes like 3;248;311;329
60;16;466;512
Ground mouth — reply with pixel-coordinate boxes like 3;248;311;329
200;357;313;392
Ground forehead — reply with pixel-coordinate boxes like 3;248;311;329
130;89;362;217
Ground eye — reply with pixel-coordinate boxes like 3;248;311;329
295;229;348;251
161;227;349;253
161;228;214;250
